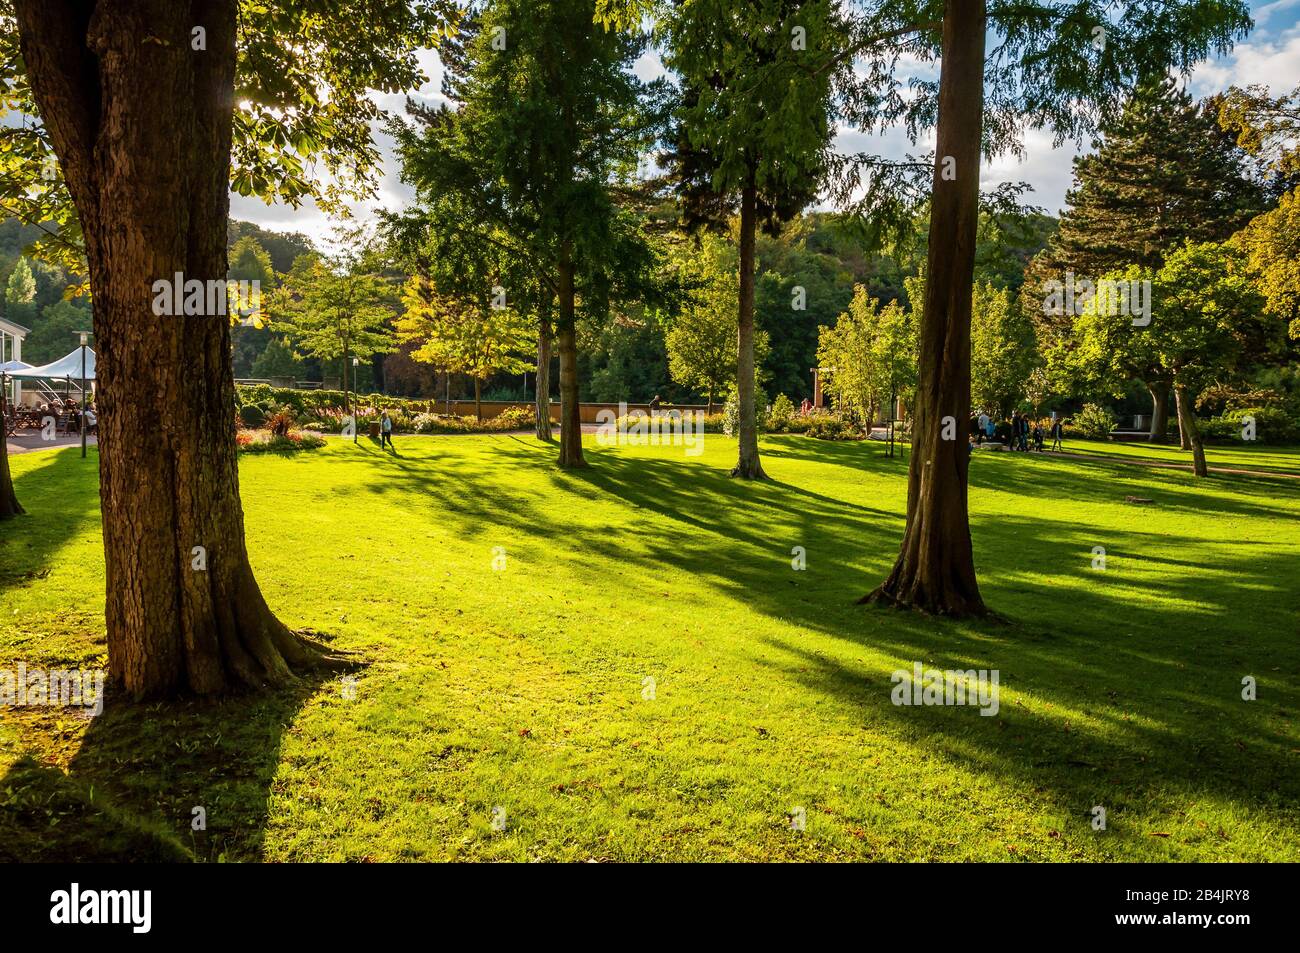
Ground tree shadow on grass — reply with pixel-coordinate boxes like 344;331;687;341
276;435;1300;853
0;447;101;601
0;673;341;862
18;434;1283;858
534;442;1300;845
968;449;1300;522
0;448;349;861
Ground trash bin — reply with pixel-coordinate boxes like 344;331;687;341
368;421;381;439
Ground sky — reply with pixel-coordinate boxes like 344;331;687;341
229;2;1300;246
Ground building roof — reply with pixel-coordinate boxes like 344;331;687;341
0;317;30;337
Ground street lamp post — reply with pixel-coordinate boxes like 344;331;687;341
79;331;89;458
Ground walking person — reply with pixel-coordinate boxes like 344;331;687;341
1050;416;1063;451
380;409;395;451
977;410;989;445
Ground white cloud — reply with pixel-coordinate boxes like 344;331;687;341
1254;0;1300;27
1191;25;1300;93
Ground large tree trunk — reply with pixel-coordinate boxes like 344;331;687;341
732;179;766;479
1174;385;1208;477
535;317;553;441
0;438;23;519
864;0;987;617
556;249;585;468
1146;380;1169;443
474;378;483;422
16;0;325;697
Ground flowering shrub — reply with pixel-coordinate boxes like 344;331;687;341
266;407;296;437
1071;403;1116;439
235;429;326;454
768;394;796;430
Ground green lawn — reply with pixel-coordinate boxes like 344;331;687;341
1055;436;1300;475
2;433;1298;861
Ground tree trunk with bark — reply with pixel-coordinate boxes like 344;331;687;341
16;0;329;697
1175;388;1193;450
864;0;988;617
535;317;553;441
1146;380;1169;443
556;248;585;468
1174;385;1208;476
0;439;23;519
732;179;766;479
474;378;483;422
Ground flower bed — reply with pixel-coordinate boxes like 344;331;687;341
236;429;326;454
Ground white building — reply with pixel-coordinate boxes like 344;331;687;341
1;316;28;407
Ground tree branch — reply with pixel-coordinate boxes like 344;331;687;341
12;0;101;214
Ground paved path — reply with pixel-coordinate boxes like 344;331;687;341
6;433;97;455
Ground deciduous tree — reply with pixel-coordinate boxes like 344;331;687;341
658;0;844;479
3;0;457;696
397;276;535;421
667;234;768;412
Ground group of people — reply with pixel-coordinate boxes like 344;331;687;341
969;410;1063;454
19;396;97;434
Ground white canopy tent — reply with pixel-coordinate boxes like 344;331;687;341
3;348;96;455
6;346;96;382
4;346;96;425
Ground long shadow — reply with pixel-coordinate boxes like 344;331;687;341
1;446;343;861
0;674;336;862
968;449;1300;522
0;446;102;599
347;434;1300;840
14;435;1289;857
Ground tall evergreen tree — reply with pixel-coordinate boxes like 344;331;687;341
388;0;663;468
1053;77;1265;273
3;255;37;325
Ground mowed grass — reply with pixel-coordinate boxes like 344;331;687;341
1;432;1298;862
1056;436;1300;475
